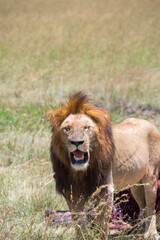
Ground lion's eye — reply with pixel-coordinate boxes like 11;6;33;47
64;126;71;132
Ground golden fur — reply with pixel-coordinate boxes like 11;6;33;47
47;93;160;240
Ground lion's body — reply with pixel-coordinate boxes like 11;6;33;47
47;93;160;239
113;118;160;191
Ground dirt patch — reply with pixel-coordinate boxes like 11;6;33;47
122;104;160;117
98;100;160;118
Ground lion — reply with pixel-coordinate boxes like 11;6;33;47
46;92;160;240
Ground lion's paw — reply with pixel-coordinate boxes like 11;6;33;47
144;232;160;240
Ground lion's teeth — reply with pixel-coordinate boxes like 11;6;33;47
73;154;84;161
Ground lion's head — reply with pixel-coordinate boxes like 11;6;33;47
47;92;114;174
59;113;98;171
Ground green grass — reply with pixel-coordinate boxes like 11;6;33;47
1;0;160;239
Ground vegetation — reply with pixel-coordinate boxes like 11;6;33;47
0;0;160;239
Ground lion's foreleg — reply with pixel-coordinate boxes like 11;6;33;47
130;184;146;228
94;183;114;240
65;193;88;239
142;171;159;240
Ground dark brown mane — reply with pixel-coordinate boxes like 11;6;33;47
47;92;115;201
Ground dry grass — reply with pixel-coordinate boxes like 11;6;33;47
1;0;160;107
0;0;160;239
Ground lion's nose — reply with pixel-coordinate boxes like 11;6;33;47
70;141;84;147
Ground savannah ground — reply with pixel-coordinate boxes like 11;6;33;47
0;0;160;239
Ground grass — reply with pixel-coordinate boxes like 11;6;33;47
0;0;160;239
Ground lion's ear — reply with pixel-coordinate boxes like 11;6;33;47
86;106;111;129
101;108;111;122
45;111;57;129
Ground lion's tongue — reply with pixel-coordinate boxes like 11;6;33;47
72;150;84;159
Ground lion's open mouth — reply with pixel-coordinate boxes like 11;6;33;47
70;150;88;165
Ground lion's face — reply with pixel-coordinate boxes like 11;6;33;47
60;114;98;171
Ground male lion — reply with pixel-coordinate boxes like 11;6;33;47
47;92;160;240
